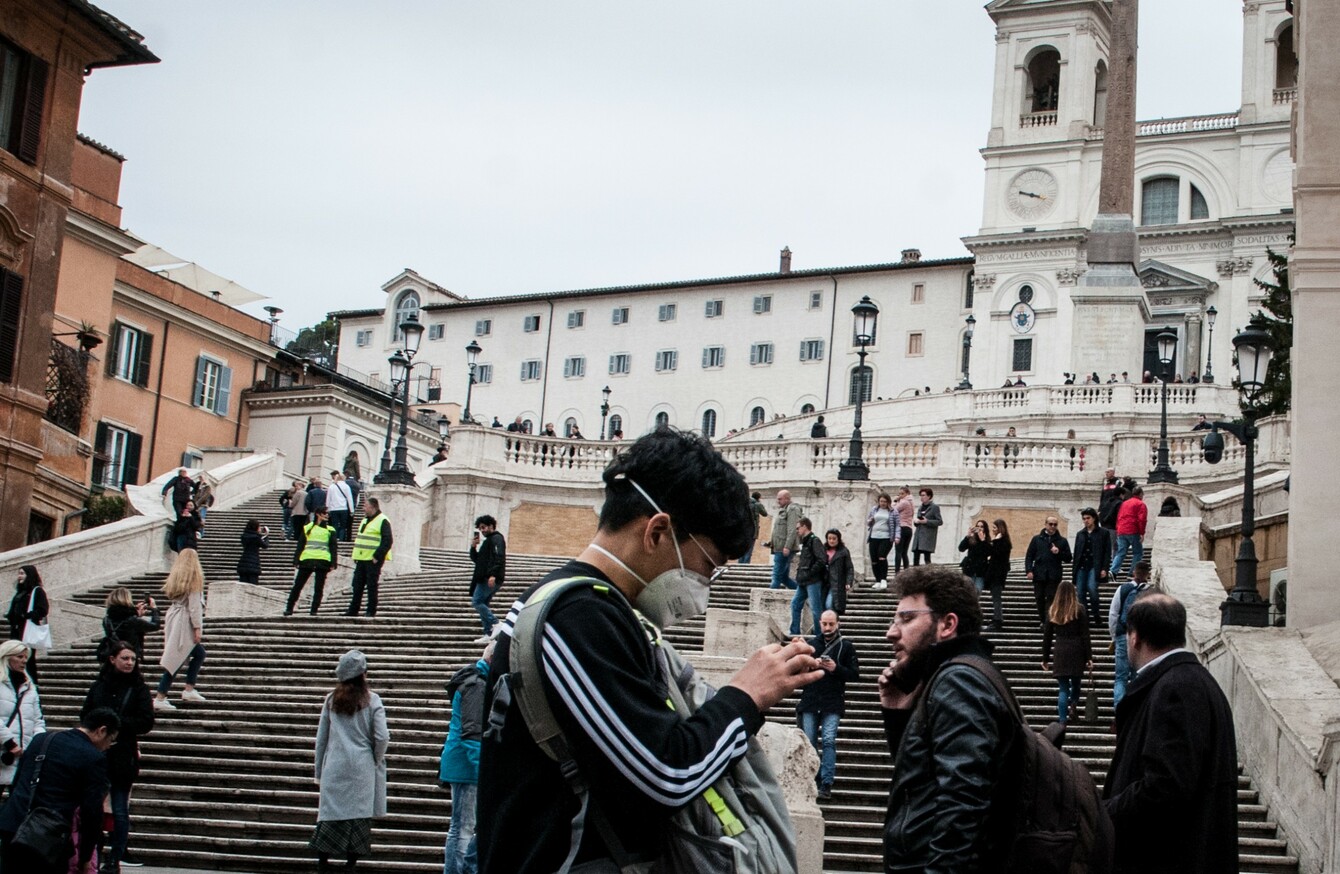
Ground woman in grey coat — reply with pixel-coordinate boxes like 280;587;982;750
910;487;943;565
312;649;389;873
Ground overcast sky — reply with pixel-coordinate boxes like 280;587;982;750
78;1;1243;331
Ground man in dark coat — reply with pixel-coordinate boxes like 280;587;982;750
1098;468;1123;528
1104;594;1238;874
0;708;120;874
1025;515;1072;625
1072;508;1113;626
469;514;506;643
160;467;195;515
796;610;859;799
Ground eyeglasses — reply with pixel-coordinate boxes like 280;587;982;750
1045;522;1058;528
891;609;938;627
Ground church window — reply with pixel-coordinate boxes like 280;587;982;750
848;365;873;405
1140;177;1179;226
1026;49;1061;114
800;403;815;415
1018;284;1034;304
1190;184;1209;221
608;414;622;435
1012;338;1033;373
907;332;924;357
701;409;718;438
564;417;578;437
750;406;766;427
655;411;669;429
1093;60;1109;128
964;272;975;310
393;291;420;342
1275;23;1297;91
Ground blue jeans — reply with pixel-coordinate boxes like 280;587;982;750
1113;635;1132;707
799;710;841;789
1075;568;1102;620
157;643;206;694
1057;676;1082;722
472;584;497;635
1110;534;1143;576
444;782;478;874
738;543;756;564
109;784;132;862
790;582;823;635
770;550;796;590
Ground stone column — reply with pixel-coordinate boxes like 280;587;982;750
1289;0;1340;629
367;483;429;576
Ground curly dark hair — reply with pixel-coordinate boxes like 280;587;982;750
599;427;752;559
894;565;982;636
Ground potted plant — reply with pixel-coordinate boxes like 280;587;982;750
75;320;102;352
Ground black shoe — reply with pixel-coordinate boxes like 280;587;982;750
817;785;832;800
120;852;145;867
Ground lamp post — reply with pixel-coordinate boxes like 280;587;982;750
600;385;612;440
1214;323;1274;627
838;296;879;481
375;313;425;485
462;340;482;424
263;306;283;346
1202;305;1217;383
437;414;450;450
957;314;976;391
1147;326;1179;484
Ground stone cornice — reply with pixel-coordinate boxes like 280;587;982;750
64;211;139;257
962;228;1087;252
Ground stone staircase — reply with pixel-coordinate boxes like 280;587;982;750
37;492;1299;873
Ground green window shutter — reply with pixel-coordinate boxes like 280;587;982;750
192;356;207;407
215;365;232;415
91;421;109;487
135;331;153;386
16;57;47;165
123;432;143;486
0;267;21;384
105;324;122;377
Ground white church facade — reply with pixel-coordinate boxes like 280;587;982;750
330;0;1295;440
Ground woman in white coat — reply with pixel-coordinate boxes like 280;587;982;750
311;649;389;873
0;639;45;800
154;548;208;711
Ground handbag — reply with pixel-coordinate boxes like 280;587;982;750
21;589;53;653
1084;665;1099;724
12;733;74;867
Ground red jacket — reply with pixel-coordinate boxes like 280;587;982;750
1115;496;1148;536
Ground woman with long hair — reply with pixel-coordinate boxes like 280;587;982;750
154;548;207;711
237;518;270;586
958;519;992;592
822;529;855;615
82;640;154;871
312;650;389;873
5;565;48;683
101;587;159;665
0;640;43;801
982;519;1013;632
1042;581;1092;725
865;494;896;591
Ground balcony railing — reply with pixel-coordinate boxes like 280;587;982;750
1086;112;1240;141
1020;111;1058;128
1273;87;1297;105
45;339;89;434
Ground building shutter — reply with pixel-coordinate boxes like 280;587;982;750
91;421;109;487
135;331;153;386
0;268;21;384
17;57;47;165
123;432;143;486
105;324;122;376
193;356;207;406
216;365;232;415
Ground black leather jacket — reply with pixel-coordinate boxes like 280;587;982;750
882;635;1018;873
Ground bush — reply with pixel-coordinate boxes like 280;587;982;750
84;494;128;529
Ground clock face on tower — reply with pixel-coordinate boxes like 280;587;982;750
1006;168;1059;220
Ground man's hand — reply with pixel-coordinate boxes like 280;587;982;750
487;576;497;589
1027;571;1034;580
1050;544;1059;554
782;547;791;558
878;662;922;710
1041;661;1050;672
728;640;823;712
820;656;836;673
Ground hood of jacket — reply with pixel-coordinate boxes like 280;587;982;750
445;659;490;697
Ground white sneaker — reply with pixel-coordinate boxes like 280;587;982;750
153;696;176;711
472;635;492;645
872;581;888;591
181;689;207;703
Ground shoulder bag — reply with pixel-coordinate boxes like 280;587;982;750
20;589;53;653
12;732;74;866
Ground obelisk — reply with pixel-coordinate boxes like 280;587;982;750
1072;0;1150;377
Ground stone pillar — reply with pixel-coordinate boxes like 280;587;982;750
1289;0;1340;629
367;484;429;576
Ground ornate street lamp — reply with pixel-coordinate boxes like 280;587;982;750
462;340;482;424
1206;323;1275;626
838;296;879;481
600;385;612;439
957;314;976;391
1202;305;1217;383
375;314;425;485
1147;326;1179;484
437;414;451;449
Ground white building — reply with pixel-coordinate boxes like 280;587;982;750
331;0;1295;438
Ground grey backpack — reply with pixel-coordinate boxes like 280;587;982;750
507;576;797;874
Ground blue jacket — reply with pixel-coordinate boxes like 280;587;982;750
439;659;489;785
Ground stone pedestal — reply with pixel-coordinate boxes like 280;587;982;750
368;484;429;576
751;588;807;637
1074;216;1151;379
756;723;826;874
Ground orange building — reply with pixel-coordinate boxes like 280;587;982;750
0;0;156;548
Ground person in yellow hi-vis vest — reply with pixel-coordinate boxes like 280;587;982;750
286;508;338;616
346;497;393;618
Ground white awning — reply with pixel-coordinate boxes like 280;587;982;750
124;243;268;306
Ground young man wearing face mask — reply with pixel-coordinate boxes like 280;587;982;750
477;428;825;874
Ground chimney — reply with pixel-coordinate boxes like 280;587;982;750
779;247;792;274
900;248;922;264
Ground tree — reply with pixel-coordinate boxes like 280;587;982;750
286;318;338;368
1242;244;1292;417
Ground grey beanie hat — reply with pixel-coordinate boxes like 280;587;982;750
336;649;367;682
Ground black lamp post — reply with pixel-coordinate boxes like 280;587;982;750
462;340;482;424
838;296;879;481
1215;323;1275;627
600;385;612;440
1202;305;1217;383
375;313;424;485
957;314;976;391
1147;326;1180;484
436;414;450;450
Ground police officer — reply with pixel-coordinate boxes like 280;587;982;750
346;497;393;617
286;508;338;616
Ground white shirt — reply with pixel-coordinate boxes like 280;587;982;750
1133;647;1190;677
326;480;354;512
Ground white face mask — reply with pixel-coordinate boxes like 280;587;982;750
587;479;719;629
